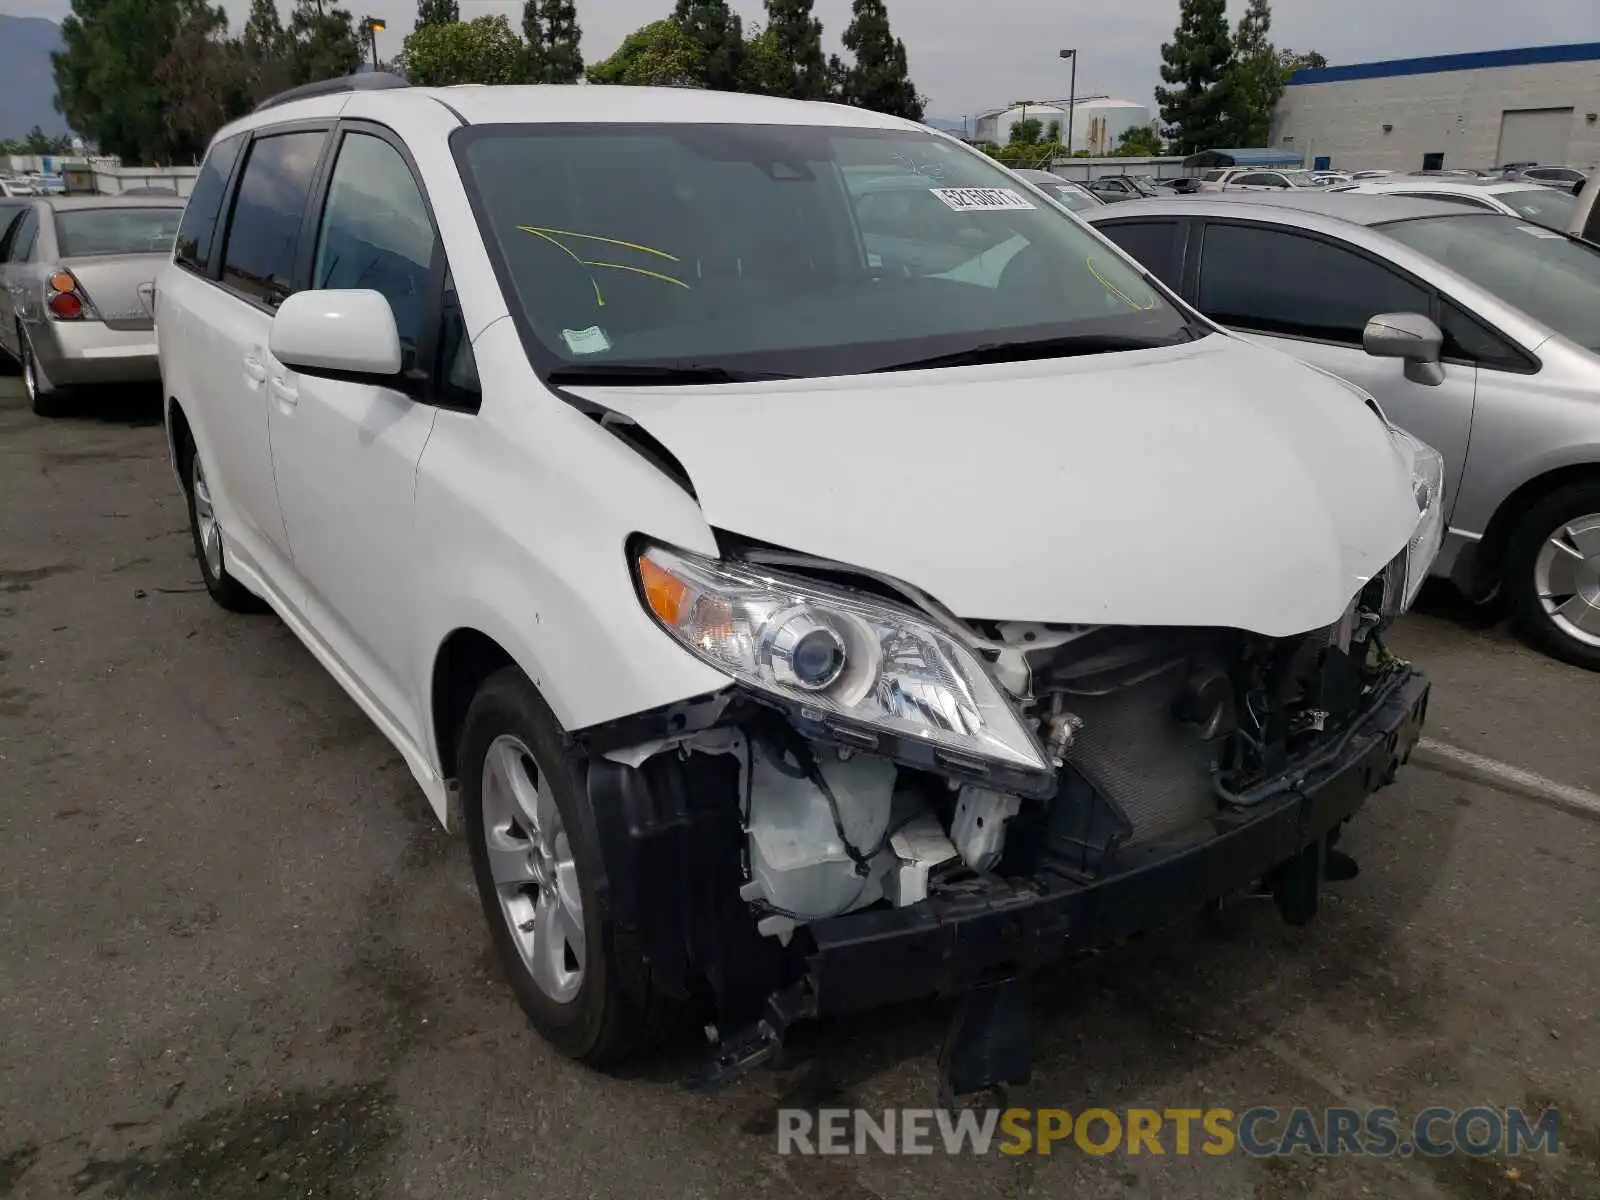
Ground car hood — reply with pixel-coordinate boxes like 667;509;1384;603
570;335;1420;636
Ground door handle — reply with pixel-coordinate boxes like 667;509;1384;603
242;353;268;383
269;376;298;410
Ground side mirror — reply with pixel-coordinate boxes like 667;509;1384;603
270;289;402;381
1363;312;1445;386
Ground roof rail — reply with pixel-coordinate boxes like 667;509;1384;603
254;72;410;113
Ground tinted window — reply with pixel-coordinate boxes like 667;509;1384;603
1413;192;1495;210
221;131;327;307
1236;173;1283;187
1097;220;1184;289
1380;213;1600;351
175;133;245;272
459;124;1195;380
56;207;182;256
0;206;25;258
1197;223;1429;343
8;210;38;263
1439;300;1529;372
312;132;437;371
1497;187;1576;231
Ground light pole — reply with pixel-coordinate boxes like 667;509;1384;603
362;17;386;72
1059;49;1077;156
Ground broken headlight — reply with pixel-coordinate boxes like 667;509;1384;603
1388;426;1446;614
634;544;1050;775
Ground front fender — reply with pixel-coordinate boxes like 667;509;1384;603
410;325;730;770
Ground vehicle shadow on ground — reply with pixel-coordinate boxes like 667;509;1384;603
42;383;165;428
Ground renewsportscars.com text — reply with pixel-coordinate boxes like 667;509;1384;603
777;1106;1560;1158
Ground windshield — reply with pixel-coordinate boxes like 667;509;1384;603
1281;171;1322;188
1037;181;1100;212
1496;187;1577;230
55;207;182;256
455;124;1195;380
1126;176;1161;196
1381;214;1600;350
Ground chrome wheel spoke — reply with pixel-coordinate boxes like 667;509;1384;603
485;836;537;887
1554;592;1600;637
552;850;586;966
1566;521;1600;560
481;732;585;1002
529;890;581;1000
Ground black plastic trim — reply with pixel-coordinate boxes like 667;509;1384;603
801;670;1430;1014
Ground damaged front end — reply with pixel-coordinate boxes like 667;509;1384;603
577;538;1431;1095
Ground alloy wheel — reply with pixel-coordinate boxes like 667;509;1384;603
21;337;36;404
480;734;586;1004
1533;513;1600;649
191;453;223;580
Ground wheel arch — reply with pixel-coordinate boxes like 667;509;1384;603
1471;462;1600;594
166;395;193;490
429;626;520;785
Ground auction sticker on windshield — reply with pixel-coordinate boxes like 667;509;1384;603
930;187;1037;212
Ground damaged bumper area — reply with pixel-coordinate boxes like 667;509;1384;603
577;603;1431;1087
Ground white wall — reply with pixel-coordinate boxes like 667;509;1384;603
1272;59;1600;173
90;165;200;198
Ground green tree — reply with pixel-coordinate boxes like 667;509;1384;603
22;126;56;154
763;0;827;99
1217;0;1282;146
155;3;247;158
399;14;525;85
1008;117;1043;145
1044;118;1062;142
285;0;363;85
53;0;233;163
523;0;583;83
838;0;923;120
587;18;705;87
240;0;294;104
1154;0;1234;154
1115;125;1164;156
673;0;744;92
414;0;459;28
739;25;789;95
1278;48;1326;79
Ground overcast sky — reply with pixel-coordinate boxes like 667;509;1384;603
5;0;1599;119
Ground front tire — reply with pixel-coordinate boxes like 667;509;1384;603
182;437;262;613
1505;481;1600;672
460;667;675;1065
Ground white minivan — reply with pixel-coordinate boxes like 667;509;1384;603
157;75;1439;1094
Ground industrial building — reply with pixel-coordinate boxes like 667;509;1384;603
973;96;1153;154
1272;42;1600;173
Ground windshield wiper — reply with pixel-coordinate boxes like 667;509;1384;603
547;363;795;386
871;333;1185;373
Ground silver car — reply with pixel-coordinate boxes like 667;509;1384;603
0;196;183;416
1333;176;1578;231
1086;191;1600;670
1010;168;1106;213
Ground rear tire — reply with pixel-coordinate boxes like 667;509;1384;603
20;327;65;417
1505;481;1600;672
460;667;676;1065
181;435;263;613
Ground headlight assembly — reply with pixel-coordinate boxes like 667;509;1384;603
634;544;1052;780
1389;426;1446;614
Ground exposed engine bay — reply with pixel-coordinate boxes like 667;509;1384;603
600;540;1409;938
580;539;1428;1093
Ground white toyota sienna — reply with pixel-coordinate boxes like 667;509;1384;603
157;76;1441;1095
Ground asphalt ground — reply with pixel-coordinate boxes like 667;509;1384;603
1;377;1597;1200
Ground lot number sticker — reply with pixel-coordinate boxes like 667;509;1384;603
930;187;1037;212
